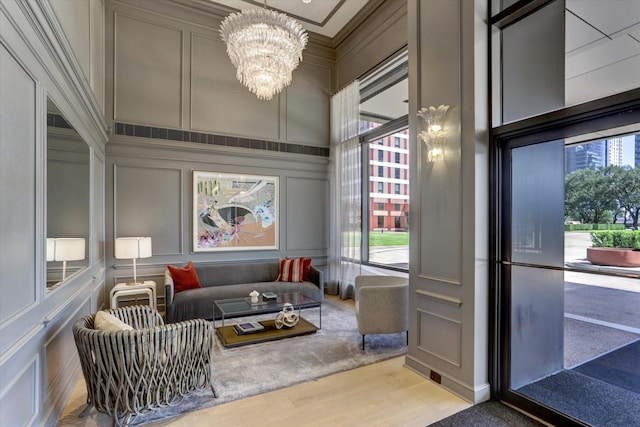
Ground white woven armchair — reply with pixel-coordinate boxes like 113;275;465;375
73;305;216;426
355;275;409;350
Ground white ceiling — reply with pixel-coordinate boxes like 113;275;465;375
565;0;640;106
207;0;371;38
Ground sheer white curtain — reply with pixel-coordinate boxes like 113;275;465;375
329;81;361;299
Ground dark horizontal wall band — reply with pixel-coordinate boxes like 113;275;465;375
114;122;330;157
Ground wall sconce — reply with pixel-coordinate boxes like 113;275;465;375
46;237;86;281
417;105;450;162
115;237;152;285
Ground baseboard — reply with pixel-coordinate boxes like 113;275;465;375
404;355;490;404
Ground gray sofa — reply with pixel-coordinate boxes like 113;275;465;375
164;261;324;322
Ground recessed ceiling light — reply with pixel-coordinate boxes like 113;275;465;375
302;0;312;4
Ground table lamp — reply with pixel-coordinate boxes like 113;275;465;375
115;237;152;285
47;237;86;281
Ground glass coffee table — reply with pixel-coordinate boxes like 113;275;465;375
213;292;321;347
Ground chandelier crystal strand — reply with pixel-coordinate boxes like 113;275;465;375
220;8;308;100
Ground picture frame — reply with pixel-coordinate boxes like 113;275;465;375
193;171;278;252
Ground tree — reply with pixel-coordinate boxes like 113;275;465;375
565;168;616;224
606;166;640;228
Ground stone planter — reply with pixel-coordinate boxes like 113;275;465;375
586;247;640;267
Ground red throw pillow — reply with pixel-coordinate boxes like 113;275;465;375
277;258;304;282
167;261;202;293
302;257;312;281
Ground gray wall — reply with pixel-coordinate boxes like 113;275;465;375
104;0;332;308
0;0;107;425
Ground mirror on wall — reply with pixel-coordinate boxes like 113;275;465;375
46;99;90;290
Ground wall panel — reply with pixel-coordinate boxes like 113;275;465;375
114;165;182;256
94;154;105;261
417;309;462;367
0;358;37;426
285;62;331;146
90;0;106;111
0;42;37;324
190;33;280;140
285;177;329;252
113;13;183;127
50;0;91;81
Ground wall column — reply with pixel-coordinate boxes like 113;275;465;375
405;0;489;403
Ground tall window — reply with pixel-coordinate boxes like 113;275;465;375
359;51;409;270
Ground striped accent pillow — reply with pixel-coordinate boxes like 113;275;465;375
277;258;304;282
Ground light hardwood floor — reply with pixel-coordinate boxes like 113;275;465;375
60;357;470;427
59;296;471;426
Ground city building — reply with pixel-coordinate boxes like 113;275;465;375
565;137;624;175
367;130;409;232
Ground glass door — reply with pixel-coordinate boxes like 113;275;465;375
494;93;640;426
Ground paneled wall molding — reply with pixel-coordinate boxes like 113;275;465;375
416;274;462;287
415;289;463;307
42;275;95;326
416;309;462;367
0;324;43;367
21;0;107;142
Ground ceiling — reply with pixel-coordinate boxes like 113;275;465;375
565;0;640;106
206;0;371;38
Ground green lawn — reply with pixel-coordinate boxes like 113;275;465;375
369;231;409;246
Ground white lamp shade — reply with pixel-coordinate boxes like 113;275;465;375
115;237;152;259
52;238;86;262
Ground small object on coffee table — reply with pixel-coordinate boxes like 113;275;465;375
249;290;259;304
233;321;265;335
275;303;299;329
262;291;277;301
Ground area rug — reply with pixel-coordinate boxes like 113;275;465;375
573;339;640;394
428;401;545;427
107;298;406;425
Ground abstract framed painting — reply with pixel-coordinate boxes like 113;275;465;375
193;171;278;252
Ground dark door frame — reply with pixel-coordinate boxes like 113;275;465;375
490;88;640;426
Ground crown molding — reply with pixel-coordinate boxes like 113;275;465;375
331;0;386;48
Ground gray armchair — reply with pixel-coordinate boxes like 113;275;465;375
355;275;409;350
72;305;216;426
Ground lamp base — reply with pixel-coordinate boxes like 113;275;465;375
126;281;145;286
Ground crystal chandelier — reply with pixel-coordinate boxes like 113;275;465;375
220;3;308;101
